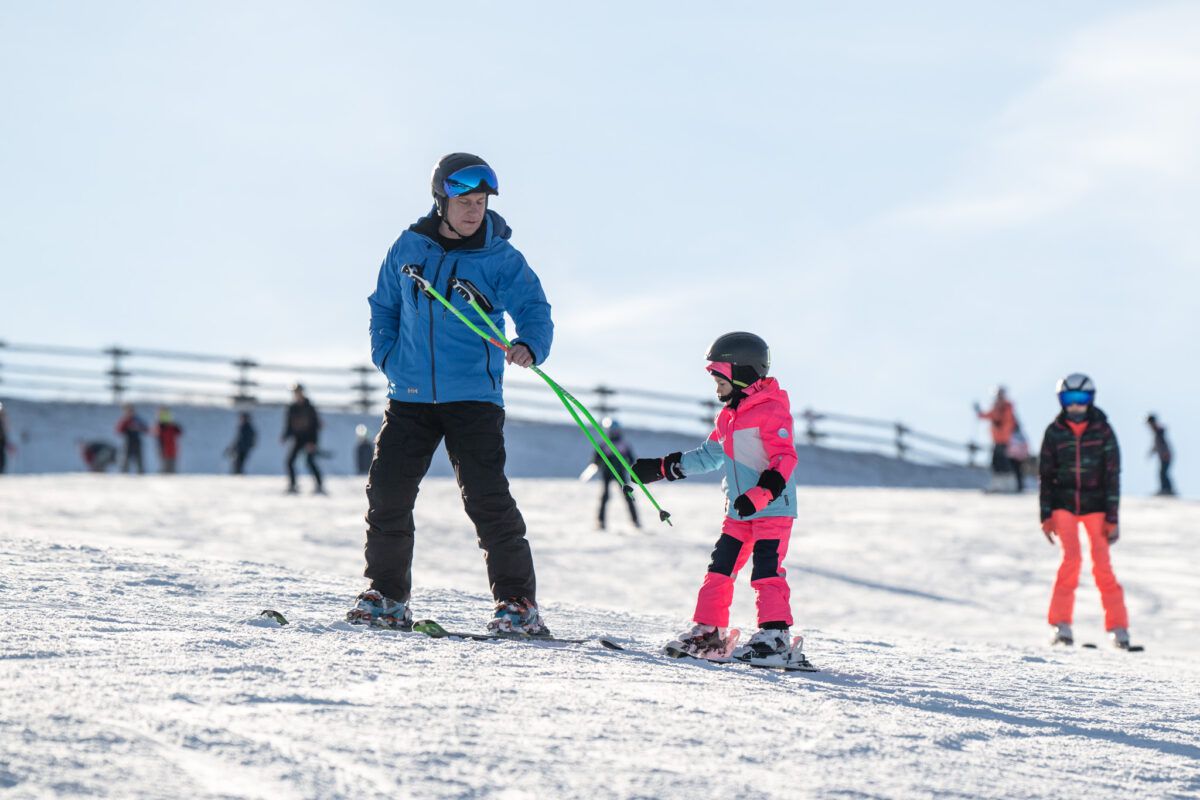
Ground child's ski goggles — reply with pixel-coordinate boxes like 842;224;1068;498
443;165;499;198
1058;390;1094;407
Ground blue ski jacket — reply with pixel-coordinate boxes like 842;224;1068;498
368;209;553;406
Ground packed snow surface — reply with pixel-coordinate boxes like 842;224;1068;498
2;475;1198;799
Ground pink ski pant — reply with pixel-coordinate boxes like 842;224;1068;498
694;516;793;628
1048;510;1128;631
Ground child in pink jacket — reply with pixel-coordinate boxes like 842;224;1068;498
632;332;802;664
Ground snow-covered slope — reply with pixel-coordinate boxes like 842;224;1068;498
2;476;1196;798
0;397;986;488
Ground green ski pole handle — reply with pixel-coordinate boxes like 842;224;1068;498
448;276;672;524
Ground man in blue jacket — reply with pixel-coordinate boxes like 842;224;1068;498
348;153;554;635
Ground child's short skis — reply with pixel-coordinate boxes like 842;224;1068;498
634;332;818;673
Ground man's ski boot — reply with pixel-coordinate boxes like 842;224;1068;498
1050;622;1074;646
664;624;736;659
346;589;412;630
487;597;551;637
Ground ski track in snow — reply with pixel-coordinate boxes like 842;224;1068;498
1;475;1198;799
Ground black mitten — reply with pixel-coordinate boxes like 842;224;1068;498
631;452;685;483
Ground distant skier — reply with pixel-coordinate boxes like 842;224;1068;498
152;407;183;474
115;404;148;474
975;386;1022;492
347;152;554;635
0;401;11;474
631;332;807;667
593;417;640;530
354;424;373;476
282;384;323;494
227;412;257;475
1146;414;1175;496
81;440;117;472
1039;374;1134;650
1007;422;1030;493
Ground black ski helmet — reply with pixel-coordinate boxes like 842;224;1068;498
431;153;498;216
705;331;770;387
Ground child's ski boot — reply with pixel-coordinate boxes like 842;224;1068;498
664;624;738;660
733;628;817;671
1107;627;1144;651
1050;622;1074;646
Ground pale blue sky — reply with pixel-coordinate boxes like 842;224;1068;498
3;2;1197;495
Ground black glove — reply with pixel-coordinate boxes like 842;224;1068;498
732;469;786;518
631;452;685;484
732;494;758;518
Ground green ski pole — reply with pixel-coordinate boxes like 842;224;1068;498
446;276;670;520
398;265;672;525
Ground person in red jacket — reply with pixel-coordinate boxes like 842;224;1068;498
1038;374;1134;650
152;407;183;474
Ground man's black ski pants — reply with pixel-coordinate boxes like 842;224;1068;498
363;400;535;605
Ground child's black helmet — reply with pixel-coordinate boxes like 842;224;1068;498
705;332;770;387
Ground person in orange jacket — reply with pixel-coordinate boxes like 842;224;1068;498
975;386;1022;492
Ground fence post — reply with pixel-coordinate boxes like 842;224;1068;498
231;358;258;407
103;346;130;404
894;422;908;460
802;407;820;445
594;384;615;419
352;365;374;414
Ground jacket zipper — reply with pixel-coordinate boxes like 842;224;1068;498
1080;429;1089;515
427;252;448;403
728;406;743;497
444;258;496;392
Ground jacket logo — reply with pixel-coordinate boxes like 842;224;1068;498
407;387;419;394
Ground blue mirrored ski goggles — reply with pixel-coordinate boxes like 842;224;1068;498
443;164;499;198
1058;390;1094;407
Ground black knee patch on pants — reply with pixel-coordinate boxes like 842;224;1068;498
707;534;742;576
751;539;781;581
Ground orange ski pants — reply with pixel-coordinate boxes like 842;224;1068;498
1047;510;1128;630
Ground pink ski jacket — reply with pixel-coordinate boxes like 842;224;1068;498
679;378;799;519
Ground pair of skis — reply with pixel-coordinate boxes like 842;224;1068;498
398;264;672;527
258;611;818;672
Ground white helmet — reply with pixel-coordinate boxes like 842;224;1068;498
1056;373;1095;394
1056;373;1096;407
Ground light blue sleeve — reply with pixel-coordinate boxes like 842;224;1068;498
680;437;725;476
